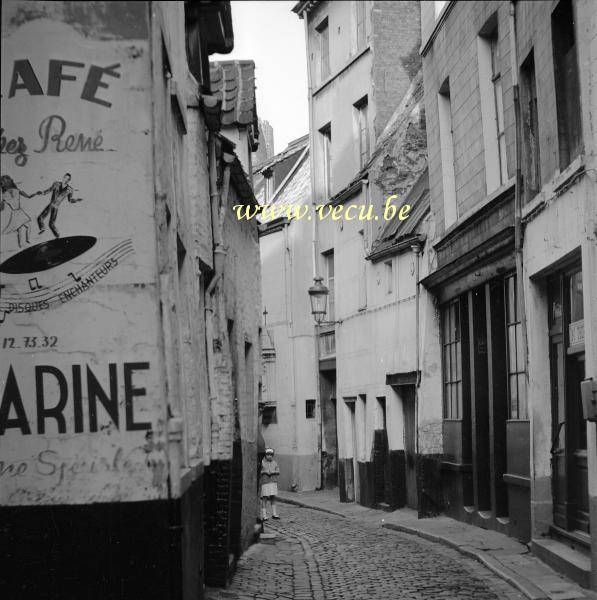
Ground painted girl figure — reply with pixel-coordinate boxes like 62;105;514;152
260;448;280;521
0;175;35;248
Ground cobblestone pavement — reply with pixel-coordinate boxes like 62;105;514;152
205;504;526;600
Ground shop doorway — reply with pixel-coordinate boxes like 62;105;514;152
549;267;589;533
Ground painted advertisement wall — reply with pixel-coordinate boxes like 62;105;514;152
0;1;166;505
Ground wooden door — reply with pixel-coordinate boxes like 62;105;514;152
549;268;589;533
404;388;418;509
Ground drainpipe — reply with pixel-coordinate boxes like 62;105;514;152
509;1;528;374
411;241;422;464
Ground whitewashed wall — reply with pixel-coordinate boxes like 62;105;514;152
0;1;166;505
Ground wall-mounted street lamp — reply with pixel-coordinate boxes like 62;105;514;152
308;276;342;325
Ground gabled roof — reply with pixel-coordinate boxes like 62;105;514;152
259;148;310;225
255;134;309;174
209;60;259;141
368;168;429;261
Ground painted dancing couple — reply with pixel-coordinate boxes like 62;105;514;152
0;173;83;247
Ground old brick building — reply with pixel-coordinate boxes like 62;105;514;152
0;1;261;598
204;58;262;587
419;0;596;590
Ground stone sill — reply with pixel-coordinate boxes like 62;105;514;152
521;154;586;225
432;178;516;251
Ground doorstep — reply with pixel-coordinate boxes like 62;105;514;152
278;490;597;600
532;538;592;590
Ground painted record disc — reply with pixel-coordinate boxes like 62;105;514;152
0;236;97;274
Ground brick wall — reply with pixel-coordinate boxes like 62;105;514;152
422;1;516;235
204;186;261;585
371;0;422;139
204;460;233;587
423;0;577;238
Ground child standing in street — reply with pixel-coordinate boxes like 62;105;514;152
260;448;280;521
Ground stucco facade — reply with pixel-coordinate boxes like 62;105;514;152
0;2;261;597
292;0;444;511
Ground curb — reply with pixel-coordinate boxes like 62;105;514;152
382;523;547;600
279;496;551;600
277;495;347;518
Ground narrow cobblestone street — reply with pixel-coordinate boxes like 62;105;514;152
206;504;526;600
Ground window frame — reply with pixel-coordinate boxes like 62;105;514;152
504;274;527;420
354;96;370;169
316;17;330;82
442;300;463;419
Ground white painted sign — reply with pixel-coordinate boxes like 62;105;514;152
1;7;166;505
569;319;584;347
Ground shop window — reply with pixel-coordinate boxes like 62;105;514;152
442;300;462;419
505;275;527;419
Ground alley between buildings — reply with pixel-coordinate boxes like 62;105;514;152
206;504;525;600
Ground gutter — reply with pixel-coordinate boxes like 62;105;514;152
367;233;427;263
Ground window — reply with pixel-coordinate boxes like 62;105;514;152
262;405;277;425
358;230;367;309
376;397;387;430
478;16;508;192
306;399;316;419
552;0;582;171
521;51;541;202
384;259;393;294
317;18;330;82
264;172;274;203
438;79;456;228
319;331;336;356
354;97;370;168
505;275;527;419
320;124;332;200
490;33;508;185
355;1;366;51
442;300;462;419
324;250;335;321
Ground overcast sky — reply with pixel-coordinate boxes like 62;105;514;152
212;1;309;153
